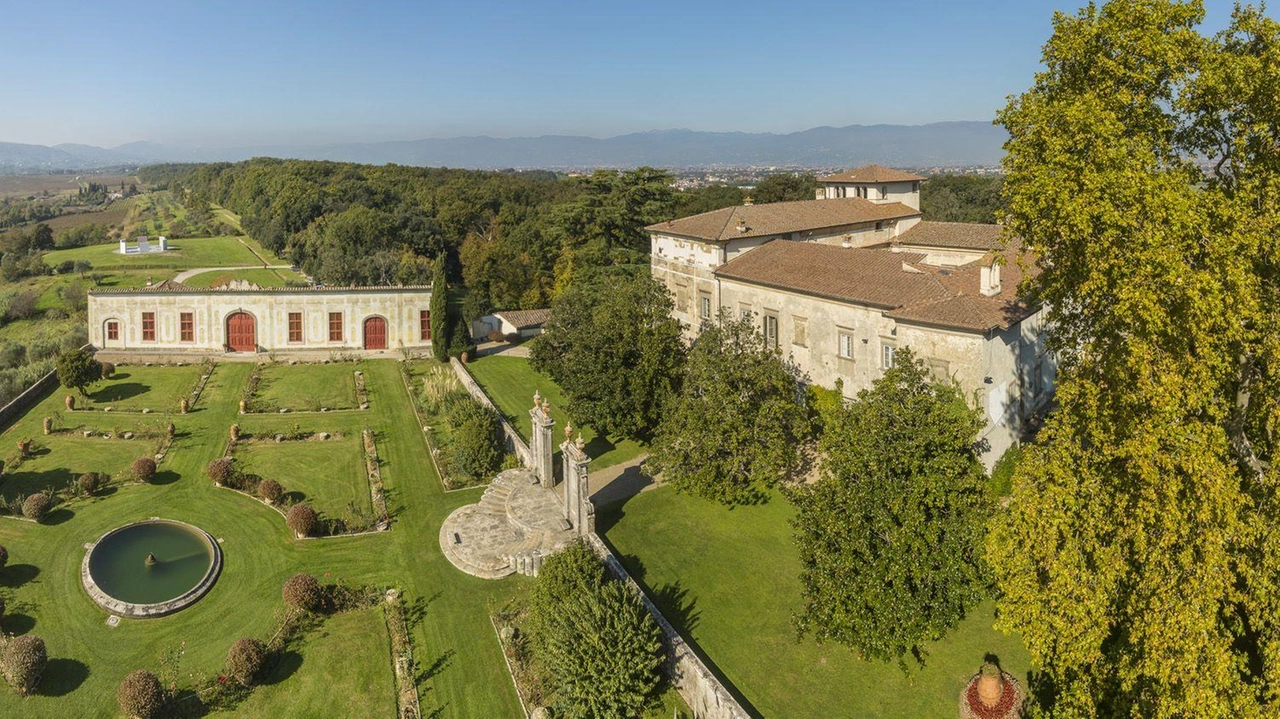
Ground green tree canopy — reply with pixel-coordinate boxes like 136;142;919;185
987;2;1280;716
751;172;818;203
791;349;990;665
649;313;810;505
430;256;450;362
530;272;686;442
56;348;101;397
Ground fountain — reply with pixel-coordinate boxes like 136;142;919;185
82;519;222;618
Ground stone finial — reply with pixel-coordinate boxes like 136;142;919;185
575;435;585;450
533;391;541;408
564;422;573;439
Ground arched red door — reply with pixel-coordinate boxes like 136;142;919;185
227;312;256;352
363;316;387;350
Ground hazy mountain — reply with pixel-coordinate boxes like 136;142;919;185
0;121;1006;173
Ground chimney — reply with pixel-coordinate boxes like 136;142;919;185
980;262;1003;297
840;234;852;249
736;217;749;233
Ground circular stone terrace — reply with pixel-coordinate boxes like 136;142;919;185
81;518;224;619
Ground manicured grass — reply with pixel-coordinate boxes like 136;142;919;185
600;488;1031;719
0;434;156;504
182;267;307;288
81;364;201;412
251;363;359;411
45;235;273;270
227;607;396;718
0;360;524;717
464;355;645;470
234;437;370;518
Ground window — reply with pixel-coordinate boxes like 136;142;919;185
328;312;343;342
912;181;920;193
792;317;807;347
875;221;884;231
699;294;712;321
763;315;779;349
838;331;854;359
179;312;194;342
738;304;753;321
106;321;119;340
420;310;431;341
880;185;888;198
288;312;303;343
882;344;896;369
142;312;155;342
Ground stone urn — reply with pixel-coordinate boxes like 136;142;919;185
460;351;469;364
65;395;75;411
167;422;176;438
229;424;239;441
238;399;247;414
179;397;189;414
42;417;52;435
17;439;31;458
959;662;1024;719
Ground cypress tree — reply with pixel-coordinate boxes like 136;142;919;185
430;256;450;362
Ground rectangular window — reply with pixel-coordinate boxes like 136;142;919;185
882;344;896;369
179;312;194;342
328;312;343;342
764;315;779;349
838;332;854;359
738;303;753;321
142;312;155;342
699;294;711;321
875;221;884;231
288;312;303;343
420;310;431;341
792;317;807;347
107;321;119;340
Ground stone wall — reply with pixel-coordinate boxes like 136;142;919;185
449;358;532;467
583;533;752;719
0;344;94;430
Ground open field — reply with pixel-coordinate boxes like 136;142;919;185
0;174;139;200
250;363;360;412
45;235;285;270
182;267;307;288
234;436;370;519
465;355;645;470
38;199;134;234
0;360;525;717
600;487;1030;719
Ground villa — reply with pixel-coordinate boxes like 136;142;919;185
648;165;1054;463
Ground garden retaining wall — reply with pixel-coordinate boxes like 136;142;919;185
584;533;752;719
449;358;532;467
0;344;94;430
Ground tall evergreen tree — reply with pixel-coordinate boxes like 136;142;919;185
988;2;1280;716
430;256;450;362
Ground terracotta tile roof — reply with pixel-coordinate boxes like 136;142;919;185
817;164;927;184
713;240;1037;333
150;279;191;291
646;198;919;242
896;221;1005;251
89;284;432;295
494;309;552;330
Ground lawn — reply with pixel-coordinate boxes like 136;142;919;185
234;436;370;519
250;363;359;412
0;360;525;717
0;434;156;505
182;267;307;288
464;355;645;470
80;364;202;413
227;607;396;718
44;235;282;271
600;487;1031;719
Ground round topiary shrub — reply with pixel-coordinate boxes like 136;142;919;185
225;637;268;687
282;572;324;612
285;503;319;537
131;456;157;484
0;542;7;568
78;472;102;495
100;362;116;380
117;669;166;719
21;493;52;523
1;634;46;695
258;479;283;504
206;458;236;486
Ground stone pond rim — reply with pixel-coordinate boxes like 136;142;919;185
81;518;223;619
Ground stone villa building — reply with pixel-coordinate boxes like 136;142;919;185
648;165;1054;464
87;280;434;355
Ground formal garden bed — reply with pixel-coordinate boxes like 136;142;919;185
0;432;165;522
69;363;206;414
403;360;515;491
242;362;364;414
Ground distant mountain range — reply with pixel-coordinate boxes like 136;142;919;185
0;121;1006;173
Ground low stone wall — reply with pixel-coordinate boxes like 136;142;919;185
0;344;95;430
450;358;532;467
583;533;752;719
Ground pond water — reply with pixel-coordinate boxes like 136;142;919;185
87;521;216;604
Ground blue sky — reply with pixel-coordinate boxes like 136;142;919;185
0;0;1243;147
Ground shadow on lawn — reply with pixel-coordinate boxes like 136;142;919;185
150;470;180;486
90;382;148;404
3;613;35;635
39;658;89;696
0;563;39;588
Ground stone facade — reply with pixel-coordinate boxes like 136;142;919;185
87;284;433;354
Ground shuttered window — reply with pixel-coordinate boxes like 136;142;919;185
180;312;194;342
420;310;431;340
106;321;119;340
288;312;303;343
328;312;343;342
142;312;156;342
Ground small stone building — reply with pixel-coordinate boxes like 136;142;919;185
87;280;433;355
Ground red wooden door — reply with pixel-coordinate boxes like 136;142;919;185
363;316;387;350
227;312;256;352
